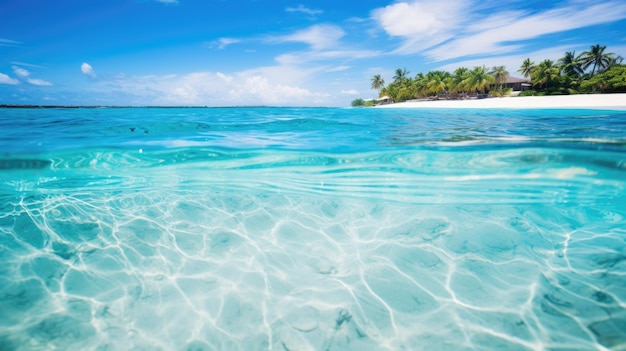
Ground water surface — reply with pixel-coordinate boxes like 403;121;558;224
1;107;625;350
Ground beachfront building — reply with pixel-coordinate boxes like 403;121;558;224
503;76;532;91
376;95;392;105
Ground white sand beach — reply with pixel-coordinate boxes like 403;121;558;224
375;93;626;110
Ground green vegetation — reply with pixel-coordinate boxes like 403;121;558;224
351;98;375;107
359;44;624;104
351;98;365;107
520;44;624;95
371;65;498;103
580;65;626;93
351;98;377;107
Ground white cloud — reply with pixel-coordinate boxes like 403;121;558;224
274;24;345;50
326;66;350;72
426;1;626;61
267;23;380;69
286;5;323;17
0;72;19;85
10;65;53;86
81;62;96;78
373;0;626;61
216;72;232;83
206;37;240;50
100;68;330;106
239;65;322;87
156;0;178;3
235;75;325;105
372;0;467;54
10;61;46;69
26;78;53;86
12;66;30;78
275;49;379;65
341;89;359;95
372;0;466;37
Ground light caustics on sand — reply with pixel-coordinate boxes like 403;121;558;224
0;107;625;350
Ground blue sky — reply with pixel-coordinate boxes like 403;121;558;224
1;0;626;107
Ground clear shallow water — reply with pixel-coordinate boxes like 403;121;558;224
1;107;625;350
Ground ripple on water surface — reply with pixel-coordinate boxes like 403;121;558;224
1;107;625;350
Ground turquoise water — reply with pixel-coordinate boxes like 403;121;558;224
1;107;625;350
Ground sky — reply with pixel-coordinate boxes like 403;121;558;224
1;0;626;107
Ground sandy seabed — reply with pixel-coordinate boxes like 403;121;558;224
376;93;626;110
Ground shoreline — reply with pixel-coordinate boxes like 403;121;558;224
374;93;626;110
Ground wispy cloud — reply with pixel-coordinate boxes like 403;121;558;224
205;37;241;50
0;72;20;85
273;24;345;50
26;78;53;86
81;62;96;78
11;61;46;69
0;38;22;47
268;24;379;76
427;2;626;61
156;0;178;3
373;0;626;62
11;65;53;86
326;66;350;72
12;66;30;78
286;5;323;17
275;49;379;65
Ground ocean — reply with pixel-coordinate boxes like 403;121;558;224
1;106;625;350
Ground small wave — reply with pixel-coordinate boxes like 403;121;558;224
3;146;623;206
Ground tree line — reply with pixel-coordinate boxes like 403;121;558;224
352;44;625;106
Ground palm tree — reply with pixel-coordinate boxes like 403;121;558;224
518;58;535;78
490;65;509;90
579;44;616;76
606;55;624;69
380;85;394;102
412;72;428;96
396;85;414;102
558;51;584;78
370;74;385;93
531;59;561;89
463;66;494;95
447;67;470;98
425;71;449;98
393;68;410;83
